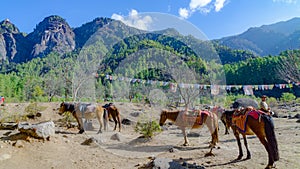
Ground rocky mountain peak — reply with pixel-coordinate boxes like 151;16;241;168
0;19;20;34
27;15;75;59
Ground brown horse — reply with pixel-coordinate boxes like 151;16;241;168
221;108;279;169
159;109;219;152
58;102;108;134
103;103;121;132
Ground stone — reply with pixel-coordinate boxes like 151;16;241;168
18;121;55;140
110;133;122;141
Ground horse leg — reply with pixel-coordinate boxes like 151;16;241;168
75;115;84;134
234;129;243;160
112;115;117;131
117;114;121;132
242;134;251;159
257;135;274;169
96;110;103;134
103;110;108;131
182;128;189;146
205;114;218;148
222;119;229;135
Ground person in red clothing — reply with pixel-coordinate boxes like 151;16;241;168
0;96;4;106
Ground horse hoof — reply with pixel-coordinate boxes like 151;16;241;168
265;164;276;169
79;130;84;134
204;152;215;157
209;143;216;148
236;155;243;160
246;155;251;159
183;143;189;146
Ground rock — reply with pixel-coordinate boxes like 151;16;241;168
152;158;184;169
294;114;300;119
110;133;122;141
121;118;132;125
12;140;25;148
81;137;98;146
18;121;55;140
187;132;200;137
0;154;11;161
0;122;17;130
130;112;143;117
84;120;94;131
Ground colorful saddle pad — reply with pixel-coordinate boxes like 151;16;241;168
180;110;210;125
232;110;264;132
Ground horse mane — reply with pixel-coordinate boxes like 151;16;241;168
224;110;235;116
63;102;75;112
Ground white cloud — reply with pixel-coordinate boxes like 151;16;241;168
179;0;227;19
179;8;190;19
190;0;212;10
214;0;226;12
111;9;152;30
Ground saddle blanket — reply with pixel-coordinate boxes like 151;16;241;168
180;110;210;125
232;110;264;132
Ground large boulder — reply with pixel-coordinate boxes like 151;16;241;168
18;121;55;140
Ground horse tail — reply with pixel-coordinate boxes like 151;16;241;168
105;109;109;120
262;114;279;161
213;113;219;143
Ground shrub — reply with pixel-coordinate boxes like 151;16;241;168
134;120;161;139
280;92;296;103
24;102;47;117
267;97;278;107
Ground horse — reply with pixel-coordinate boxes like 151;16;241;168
159;109;219;155
58;102;108;134
221;107;279;169
102;103;121;132
210;105;229;135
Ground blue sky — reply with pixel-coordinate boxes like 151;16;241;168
1;0;300;40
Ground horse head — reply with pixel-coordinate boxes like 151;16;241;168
159;110;168;126
58;102;68;115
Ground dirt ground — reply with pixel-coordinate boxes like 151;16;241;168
0;102;299;169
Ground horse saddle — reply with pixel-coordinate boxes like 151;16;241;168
181;110;209;125
232;109;267;132
78;103;92;113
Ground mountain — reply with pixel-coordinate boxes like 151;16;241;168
26;15;75;61
73;17;112;48
0;15;298;65
216;17;300;56
0;19;25;62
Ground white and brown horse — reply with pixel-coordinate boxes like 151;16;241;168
58;102;108;134
159;109;219;152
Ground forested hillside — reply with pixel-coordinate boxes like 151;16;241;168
0;15;300;102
